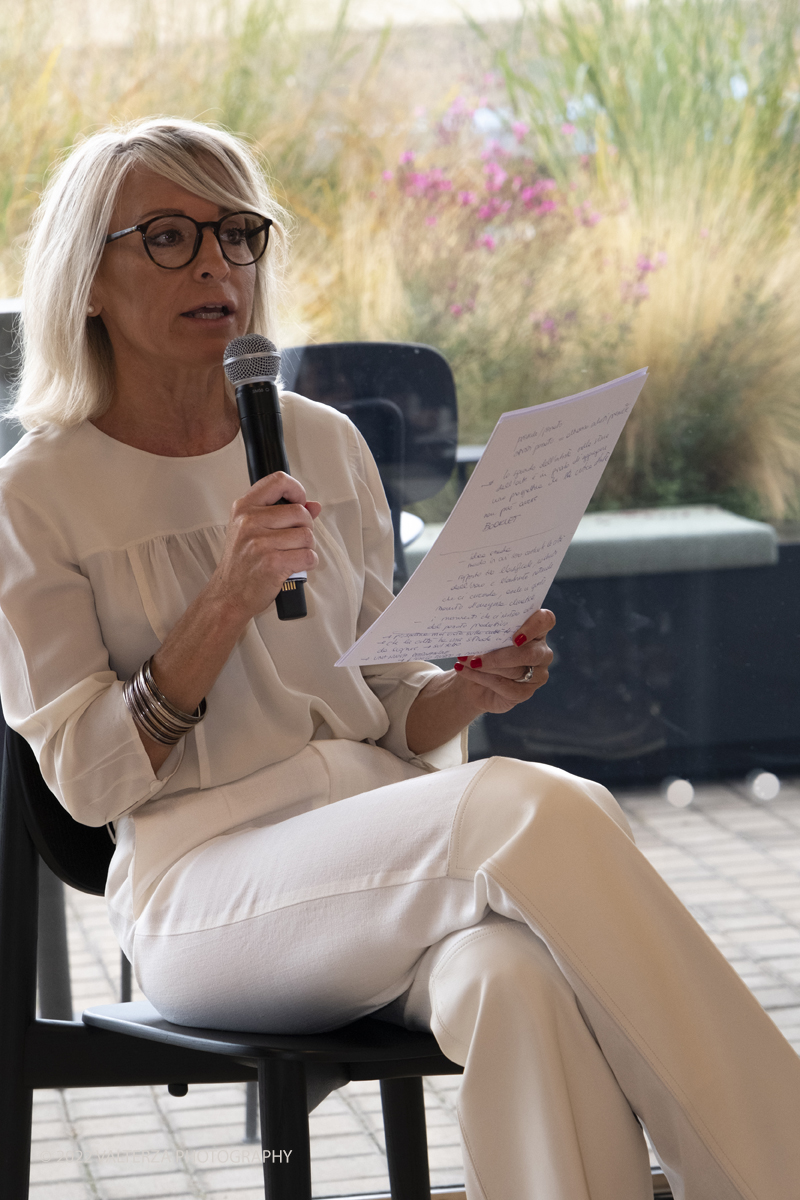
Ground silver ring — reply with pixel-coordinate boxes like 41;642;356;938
516;665;534;684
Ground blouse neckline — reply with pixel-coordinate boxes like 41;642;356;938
83;419;244;465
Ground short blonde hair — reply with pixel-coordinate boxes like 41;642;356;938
12;117;290;430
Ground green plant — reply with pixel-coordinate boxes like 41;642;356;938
4;0;800;521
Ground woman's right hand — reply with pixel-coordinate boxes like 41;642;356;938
137;472;321;773
212;471;322;625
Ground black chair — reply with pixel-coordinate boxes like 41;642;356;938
282;342;458;589
0;725;463;1199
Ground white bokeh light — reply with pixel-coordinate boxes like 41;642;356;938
748;771;780;802
663;778;694;808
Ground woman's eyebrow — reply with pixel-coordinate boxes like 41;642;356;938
137;208;188;220
136;206;228;221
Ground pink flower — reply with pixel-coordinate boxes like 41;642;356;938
534;199;557;216
541;317;557;333
477;234;497;251
399;150;415;165
382;170;394;182
425;215;438;227
511;120;528;143
477;197;512;221
636;255;654;272
449;304;463;316
484;161;508;192
634;282;650;299
521;179;557;208
561;122;577;135
656;251;669;267
574;201;599;226
458;190;476;205
481;140;508;160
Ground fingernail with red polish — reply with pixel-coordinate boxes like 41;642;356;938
454;662;464;672
457;656;468;662
469;657;482;669
514;633;527;646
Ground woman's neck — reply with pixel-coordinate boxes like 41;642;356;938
91;368;240;457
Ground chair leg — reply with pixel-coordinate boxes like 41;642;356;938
0;776;39;1197
120;949;132;1002
245;1078;259;1141
380;1076;431;1200
37;860;73;1019
258;1056;311;1200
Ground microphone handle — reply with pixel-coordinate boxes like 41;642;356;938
235;380;307;621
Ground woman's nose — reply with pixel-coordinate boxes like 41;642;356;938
192;227;229;279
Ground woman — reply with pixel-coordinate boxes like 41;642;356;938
0;118;797;1200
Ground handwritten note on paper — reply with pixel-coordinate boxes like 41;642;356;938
336;368;648;667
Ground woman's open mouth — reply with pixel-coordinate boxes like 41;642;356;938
182;305;233;321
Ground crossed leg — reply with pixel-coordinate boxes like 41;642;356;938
130;755;800;1199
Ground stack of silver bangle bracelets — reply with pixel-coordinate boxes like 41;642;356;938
123;657;207;746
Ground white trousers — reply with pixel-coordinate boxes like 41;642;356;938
128;756;800;1200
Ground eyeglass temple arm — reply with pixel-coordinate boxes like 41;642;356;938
104;227;140;245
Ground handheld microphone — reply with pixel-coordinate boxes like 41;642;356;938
223;334;307;621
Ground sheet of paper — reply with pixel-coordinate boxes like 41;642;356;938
337;368;647;667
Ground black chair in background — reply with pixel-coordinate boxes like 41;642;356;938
282;342;458;589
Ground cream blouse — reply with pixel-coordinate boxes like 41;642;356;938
0;393;463;899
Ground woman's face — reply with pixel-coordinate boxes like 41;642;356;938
91;166;257;379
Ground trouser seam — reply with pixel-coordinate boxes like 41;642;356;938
428;926;501;1047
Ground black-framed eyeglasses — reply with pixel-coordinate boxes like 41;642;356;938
104;211;272;270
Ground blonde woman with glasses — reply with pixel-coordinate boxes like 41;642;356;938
0;118;797;1200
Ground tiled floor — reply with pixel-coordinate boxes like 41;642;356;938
29;775;800;1199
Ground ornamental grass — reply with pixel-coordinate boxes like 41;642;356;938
3;0;800;519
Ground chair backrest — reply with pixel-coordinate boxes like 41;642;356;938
281;342;458;507
3;725;112;896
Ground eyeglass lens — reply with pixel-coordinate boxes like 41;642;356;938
143;213;268;268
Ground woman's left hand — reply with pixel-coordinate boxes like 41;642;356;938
451;608;555;713
405;608;555;755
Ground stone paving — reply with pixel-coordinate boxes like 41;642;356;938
28;774;800;1199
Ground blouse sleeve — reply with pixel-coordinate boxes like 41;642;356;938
347;423;469;771
0;486;182;827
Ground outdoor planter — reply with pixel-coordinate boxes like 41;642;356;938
411;507;799;785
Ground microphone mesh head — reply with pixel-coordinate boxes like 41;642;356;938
223;335;281;385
